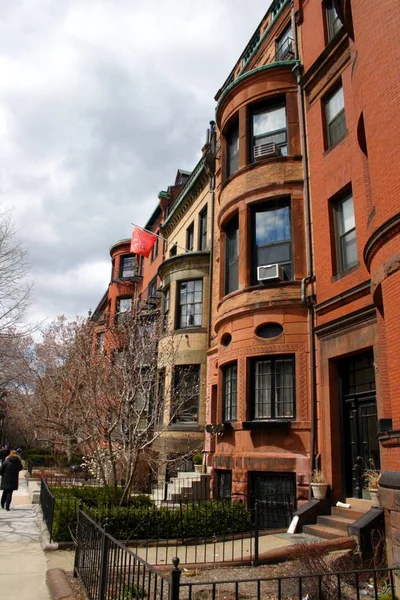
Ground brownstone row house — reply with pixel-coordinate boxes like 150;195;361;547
91;0;400;558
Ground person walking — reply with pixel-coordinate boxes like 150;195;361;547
0;450;23;510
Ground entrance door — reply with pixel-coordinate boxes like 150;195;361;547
249;471;296;529
340;352;380;498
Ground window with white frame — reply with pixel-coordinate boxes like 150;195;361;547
252;102;287;159
325;83;346;148
333;192;357;273
178;280;203;328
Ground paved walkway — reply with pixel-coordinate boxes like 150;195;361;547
0;474;50;600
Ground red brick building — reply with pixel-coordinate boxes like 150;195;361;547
299;0;400;496
206;0;400;526
206;0;311;513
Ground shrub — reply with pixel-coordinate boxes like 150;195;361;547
47;486;252;543
85;500;252;541
51;498;79;542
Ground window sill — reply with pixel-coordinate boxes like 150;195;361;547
168;423;202;431
331;262;360;282
173;327;207;334
242;420;292;430
323;130;348;156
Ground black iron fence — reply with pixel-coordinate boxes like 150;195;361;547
40;477;55;539
40;477;294;563
177;564;398;599
74;512;399;600
75;509;170;600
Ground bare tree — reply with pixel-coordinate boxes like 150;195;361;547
0;210;32;332
0;209;33;442
27;307;201;502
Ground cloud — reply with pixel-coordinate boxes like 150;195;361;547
0;0;271;327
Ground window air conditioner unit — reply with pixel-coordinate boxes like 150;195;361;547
257;264;285;282
254;142;280;161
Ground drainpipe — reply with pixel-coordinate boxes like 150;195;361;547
291;2;318;493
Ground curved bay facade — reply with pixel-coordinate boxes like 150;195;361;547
207;27;311;507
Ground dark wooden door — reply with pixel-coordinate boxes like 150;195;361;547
340;352;380;498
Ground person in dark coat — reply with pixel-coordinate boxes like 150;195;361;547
0;450;23;510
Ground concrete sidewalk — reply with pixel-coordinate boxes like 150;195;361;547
0;474;50;600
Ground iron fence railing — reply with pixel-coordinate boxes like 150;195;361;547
40;476;295;560
40;477;55;540
74;509;170;600
74;511;399;600
177;565;398;600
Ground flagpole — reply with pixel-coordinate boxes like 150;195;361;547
131;223;189;254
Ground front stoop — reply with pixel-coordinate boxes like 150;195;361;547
303;506;367;540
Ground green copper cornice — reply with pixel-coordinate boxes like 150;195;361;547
109;238;131;253
161;157;208;230
216;61;299;119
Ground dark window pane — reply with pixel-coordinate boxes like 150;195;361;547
225;216;239;294
186;223;194;251
172;365;200;423
275;24;293;61
199;206;208;251
216;470;232;500
256;323;284;338
227;124;239;177
120;255;135;278
252;356;294;419
223;363;237;422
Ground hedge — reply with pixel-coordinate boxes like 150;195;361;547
87;501;252;540
49;491;252;543
49;486;154;542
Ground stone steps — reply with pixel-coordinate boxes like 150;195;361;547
303;501;371;541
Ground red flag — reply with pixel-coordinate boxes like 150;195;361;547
130;227;157;257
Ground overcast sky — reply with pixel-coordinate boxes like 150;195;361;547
0;0;270;326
